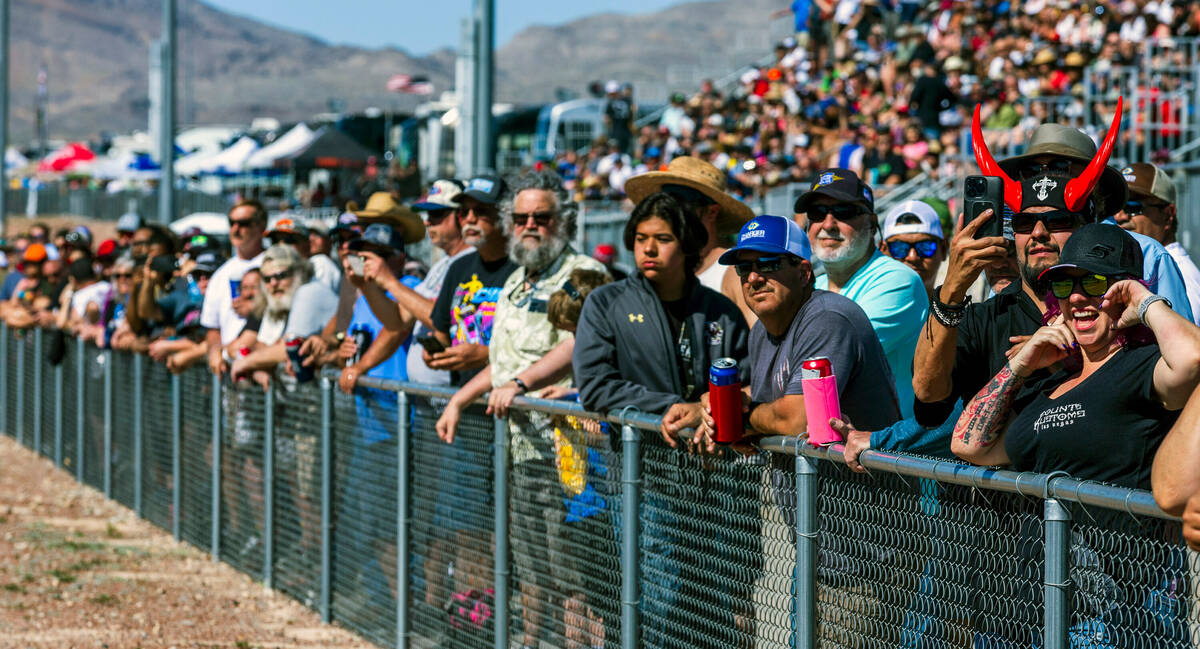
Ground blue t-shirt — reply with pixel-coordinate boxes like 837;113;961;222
0;271;23;301
1101;219;1193;323
816;249;928;419
352;275;421;443
791;0;812;32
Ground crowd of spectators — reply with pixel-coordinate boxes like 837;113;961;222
558;0;1200;204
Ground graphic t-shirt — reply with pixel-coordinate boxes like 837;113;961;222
431;252;517;384
1006;344;1175;490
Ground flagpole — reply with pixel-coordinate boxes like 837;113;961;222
0;0;8;236
472;0;494;174
159;0;175;225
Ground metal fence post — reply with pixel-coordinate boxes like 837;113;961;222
210;372;221;561
103;350;112;498
396;390;410;649
493;414;510;649
1044;496;1071;649
15;328;24;445
795;448;818;649
172;373;181;541
263;384;275;588
75;337;84;481
620;423;642;649
32;327;42;453
133;353;144;517
0;322;8;436
54;360;63;468
320;376;333;623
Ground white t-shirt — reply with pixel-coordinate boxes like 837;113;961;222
70;280;112;319
200;252;265;345
696;257;727;294
1167;242;1200;325
309;253;342;295
406;246;475;385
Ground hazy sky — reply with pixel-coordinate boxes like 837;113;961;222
203;0;686;55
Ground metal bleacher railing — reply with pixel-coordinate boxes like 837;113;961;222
3;323;1198;649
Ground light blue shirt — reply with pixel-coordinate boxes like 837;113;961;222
1102;219;1193;322
816;249;928;419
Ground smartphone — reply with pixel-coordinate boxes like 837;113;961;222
417;334;446;355
348;254;365;275
963;175;1007;240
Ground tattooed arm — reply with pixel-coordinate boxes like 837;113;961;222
951;363;1024;466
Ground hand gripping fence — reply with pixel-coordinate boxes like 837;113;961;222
1;324;1196;649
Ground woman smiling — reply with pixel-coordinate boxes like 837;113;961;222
952;224;1200;489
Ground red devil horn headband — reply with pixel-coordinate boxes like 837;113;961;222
972;96;1123;214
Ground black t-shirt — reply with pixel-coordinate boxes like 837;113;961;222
1006;345;1174;490
863;149;909;181
660;297;696;399
604;97;633;136
431;252;518;385
909;74;955;128
915;282;1044;426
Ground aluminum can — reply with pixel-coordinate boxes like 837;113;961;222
285;335;314;383
709;358;744;444
801;356;833;380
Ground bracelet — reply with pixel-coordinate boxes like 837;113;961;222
1137;294;1171;326
929;291;971;328
512;377;529;393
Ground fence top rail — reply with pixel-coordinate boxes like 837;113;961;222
352;374;1176;522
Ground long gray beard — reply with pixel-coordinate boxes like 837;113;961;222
509;232;568;272
265;290;295;322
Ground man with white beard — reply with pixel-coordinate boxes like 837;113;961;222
230;244;338;378
434;169;606;649
793;168;928;418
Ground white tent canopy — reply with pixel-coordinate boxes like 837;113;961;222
243;124;315;170
176;136;260;176
169;212;230;236
6;147;27;169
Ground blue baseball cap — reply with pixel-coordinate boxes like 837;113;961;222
348;223;405;256
718;215;811;264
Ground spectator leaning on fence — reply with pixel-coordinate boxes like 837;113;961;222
203;200;268;375
266;215;342;295
795;168;928;419
953;223;1200;489
623;155;756;326
435;169;606;649
1153;384;1200;552
1113;162;1200;325
425;174;517;384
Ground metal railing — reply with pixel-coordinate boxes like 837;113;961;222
2;323;1196;649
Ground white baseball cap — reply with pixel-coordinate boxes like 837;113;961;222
882;200;944;240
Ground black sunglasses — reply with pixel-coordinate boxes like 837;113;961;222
1123;200;1168;217
1049;273;1120;299
511;210;555;228
887;240;939;259
806;204;864;222
734;255;789;277
1011;210;1083;234
261;269;294;284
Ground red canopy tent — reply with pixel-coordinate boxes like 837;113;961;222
37;142;96;173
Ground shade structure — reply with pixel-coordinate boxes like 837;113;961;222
278;126;377;169
243;124;316;170
176;136;260;176
37;142;96;173
168;211;230;236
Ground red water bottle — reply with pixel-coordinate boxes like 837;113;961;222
709;358;744;444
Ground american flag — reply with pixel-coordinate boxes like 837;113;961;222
386;74;434;95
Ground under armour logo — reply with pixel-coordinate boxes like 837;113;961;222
1033;176;1058;202
628;313;644;323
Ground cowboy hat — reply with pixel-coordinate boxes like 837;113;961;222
623;156;755;241
354;192;426;244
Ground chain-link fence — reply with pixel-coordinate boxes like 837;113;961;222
1;323;1196;649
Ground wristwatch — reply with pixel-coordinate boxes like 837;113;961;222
512;377;529;393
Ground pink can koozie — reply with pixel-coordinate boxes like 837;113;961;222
801;357;842;446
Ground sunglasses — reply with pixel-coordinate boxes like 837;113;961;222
229;218;260;229
1049;273;1120;299
261;269;294;284
806;204;865;222
887;240;940;259
1016;159;1074;179
425;208;455;225
511;210;555;228
112;272;133;279
734;255;788;277
1011;210;1083;234
460;204;499;221
1122;200;1168;216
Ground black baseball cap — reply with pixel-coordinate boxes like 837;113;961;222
192;250;225;274
455;174;506;205
793;168;875;214
1038;223;1143;281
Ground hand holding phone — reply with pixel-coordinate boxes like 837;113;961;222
963;175;1008;240
348;254;365;276
417;334;446;355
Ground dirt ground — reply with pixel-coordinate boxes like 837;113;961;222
0;434;376;649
